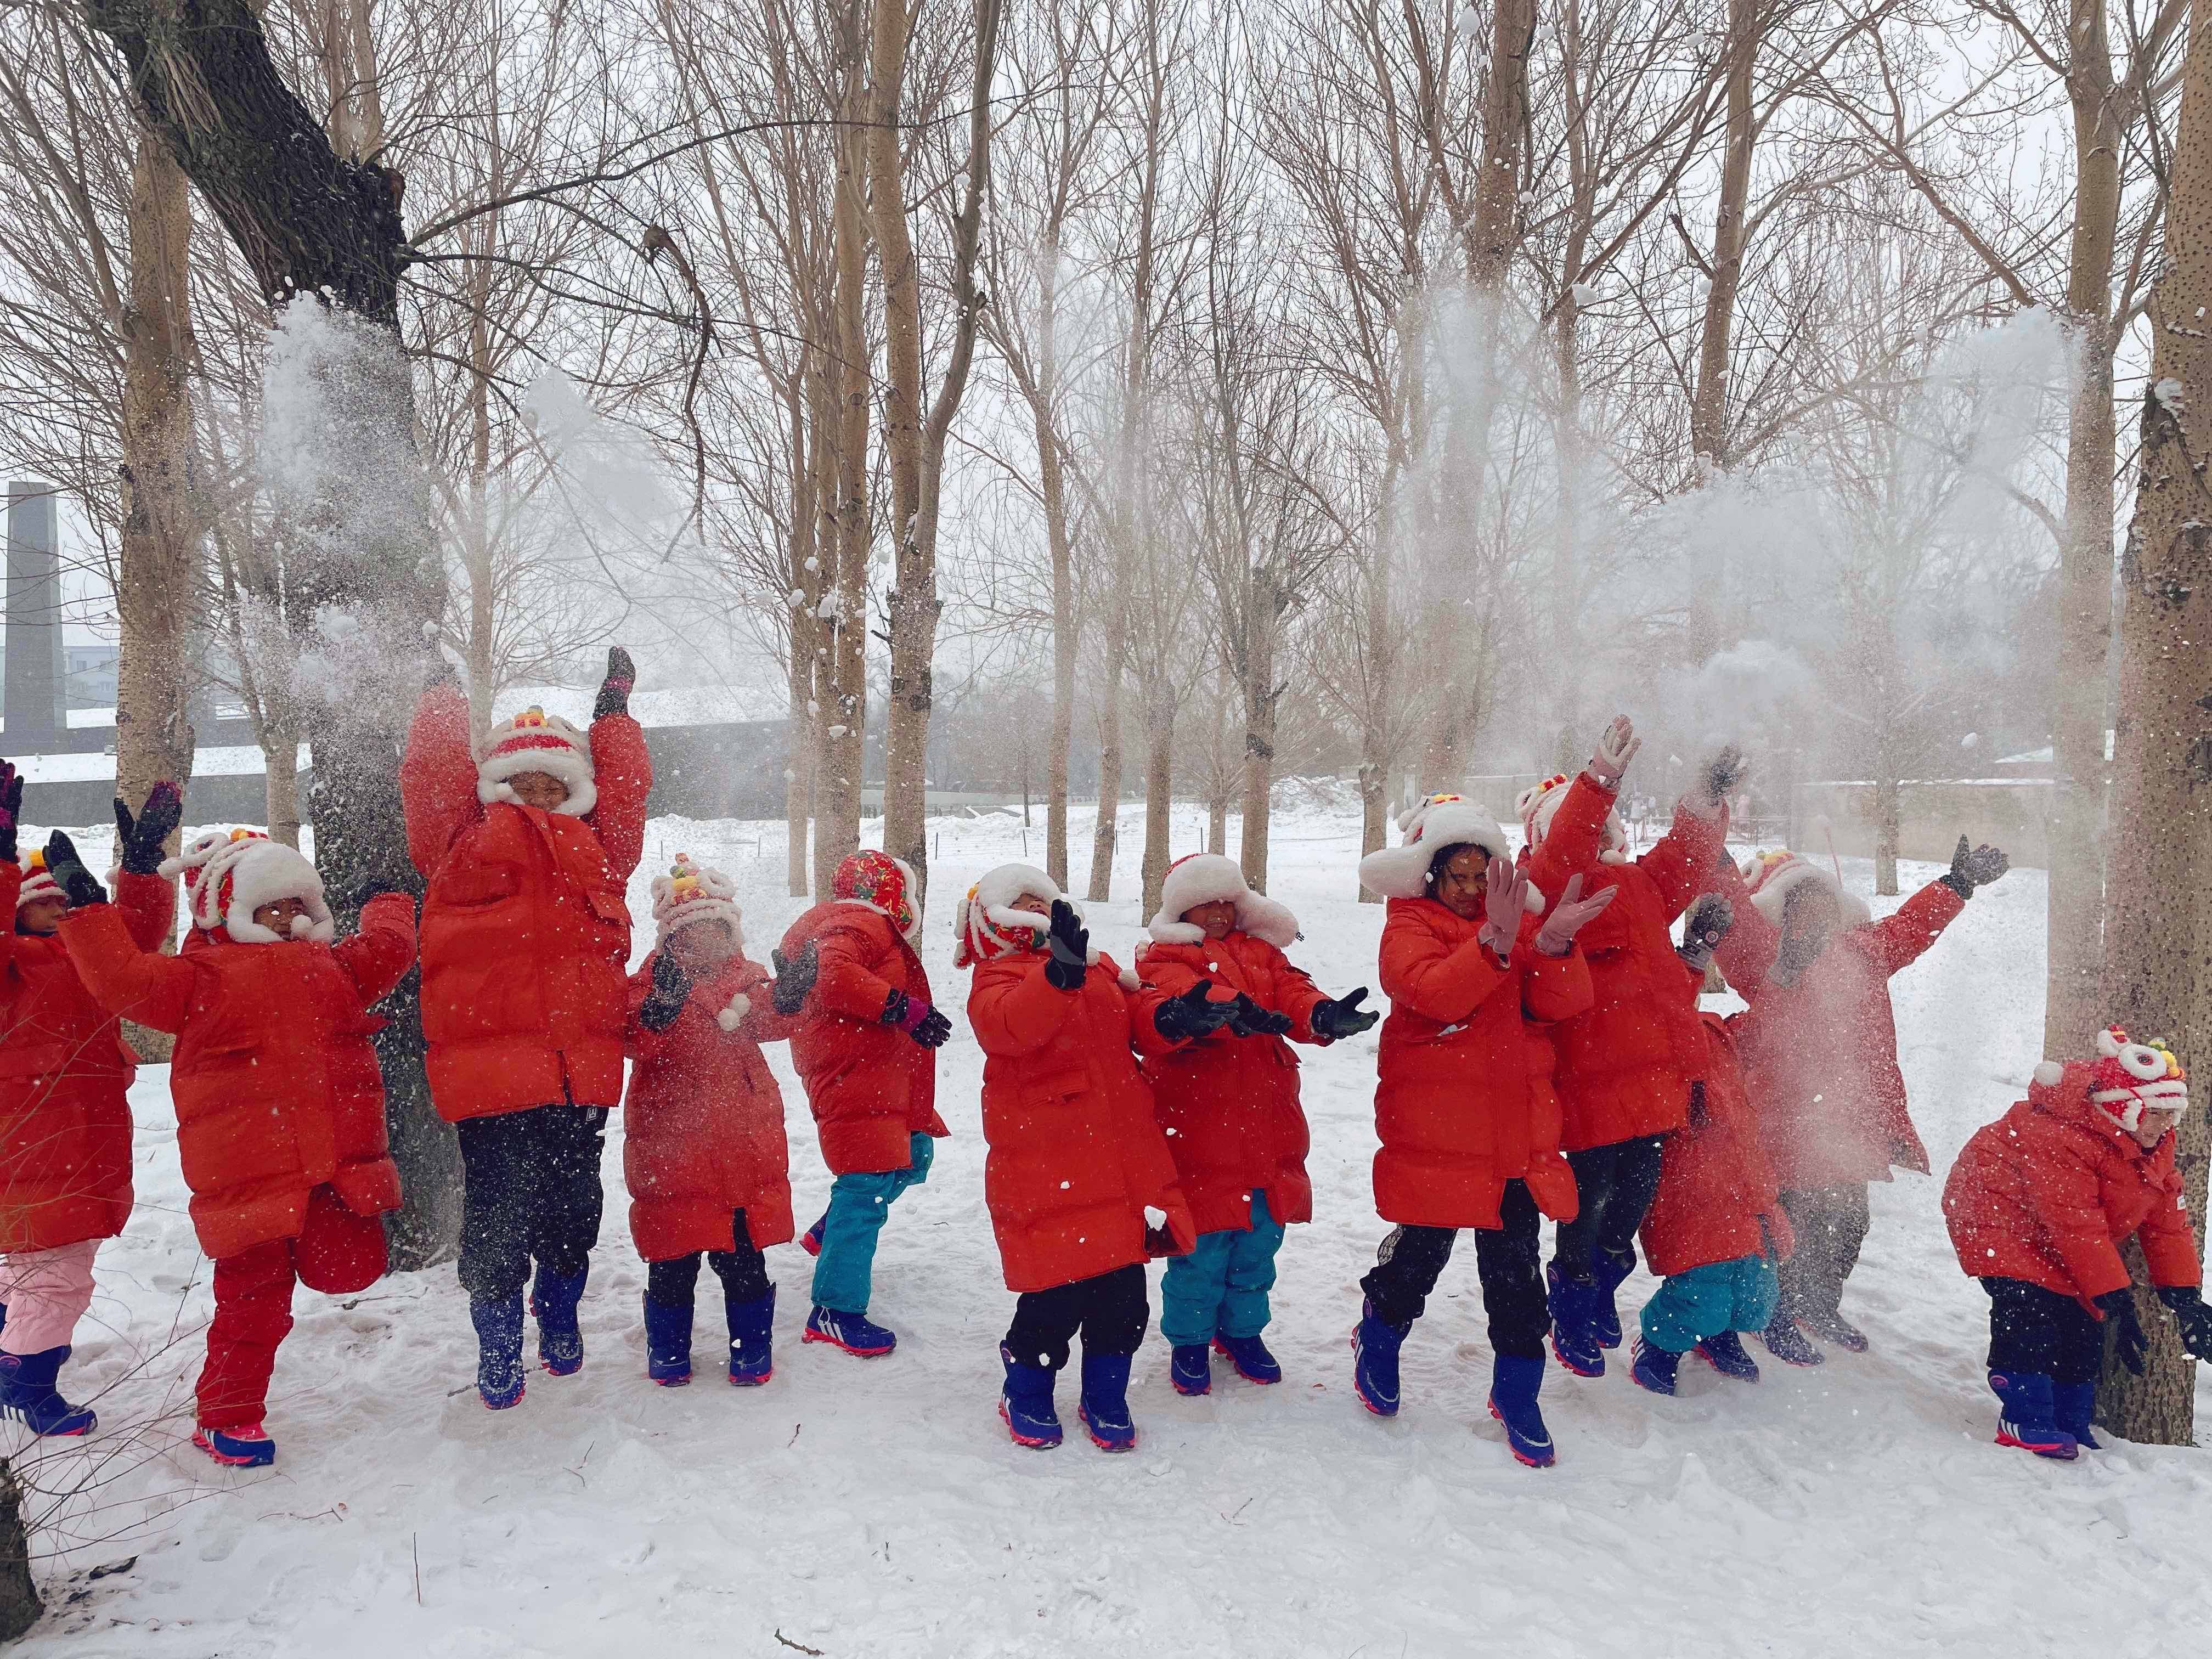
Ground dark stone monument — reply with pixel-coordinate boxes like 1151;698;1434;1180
4;482;66;747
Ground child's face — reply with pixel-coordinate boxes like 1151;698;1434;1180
16;896;65;936
507;770;570;811
667;918;736;970
2131;1107;2181;1149
254;896;311;936
1432;847;1489;919
1182;899;1237;940
1009;894;1052;919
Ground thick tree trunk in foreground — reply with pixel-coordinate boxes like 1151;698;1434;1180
0;1459;37;1642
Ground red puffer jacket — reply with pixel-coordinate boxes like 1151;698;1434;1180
622;952;801;1261
62;893;416;1261
777;901;948;1175
1943;1064;2202;1312
1712;860;1962;1189
1639;1006;1795;1277
1521;777;1728;1152
402;685;652;1120
1372;897;1594;1230
0;867;172;1252
966;947;1195;1294
1136;931;1329;1235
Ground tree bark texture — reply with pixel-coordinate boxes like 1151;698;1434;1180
0;1460;37;1643
1238;568;1282;894
1140;691;1175;920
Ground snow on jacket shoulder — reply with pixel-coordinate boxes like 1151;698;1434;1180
403;684;652;1120
1943;1073;2202;1312
60;892;415;1261
622;951;798;1261
966;947;1194;1294
0;867;171;1252
1639;1009;1795;1277
1371;896;1591;1231
1137;931;1327;1235
1522;776;1726;1152
778;901;948;1176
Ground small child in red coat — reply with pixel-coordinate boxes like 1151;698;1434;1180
1136;854;1376;1395
1943;1026;2209;1459
625;856;805;1388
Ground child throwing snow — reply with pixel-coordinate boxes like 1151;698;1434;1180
0;772;179;1436
1517;715;1741;1378
1711;834;2006;1365
1350;795;1614;1468
1943;1027;2210;1459
958;865;1211;1452
1136;853;1378;1396
57;827;415;1468
777;850;950;1358
402;649;653;1408
1626;896;1797;1395
625;857;806;1387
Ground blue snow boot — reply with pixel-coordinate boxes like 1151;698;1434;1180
726;1286;776;1387
530;1264;588;1376
1629;1339;1680;1396
1991;1370;2078;1460
642;1292;693;1386
0;1346;95;1436
1000;1344;1062;1449
1170;1344;1212;1397
1487;1353;1556;1468
1352;1299;1410;1417
1593;1248;1635;1350
1759;1311;1824;1368
2054;1381;2101;1450
1214;1333;1282;1385
191;1420;274;1467
471;1296;527;1410
1696;1329;1763;1383
1545;1263;1605;1378
1077;1350;1137;1451
803;1304;896;1357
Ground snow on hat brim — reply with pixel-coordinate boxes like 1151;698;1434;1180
207;839;334;944
653;864;743;949
1147;853;1299;947
478;717;596;817
1743;854;1871;929
1358;797;1518;901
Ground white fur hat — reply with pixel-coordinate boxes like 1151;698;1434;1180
478;706;596;817
1740;850;1871;928
1358;792;1526;903
1516;772;1629;866
160;828;334;945
1147;853;1299;947
954;862;1063;967
651;854;742;949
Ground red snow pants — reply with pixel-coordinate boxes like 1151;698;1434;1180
196;1184;387;1429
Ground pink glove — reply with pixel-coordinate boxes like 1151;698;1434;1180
1534;873;1618;956
1476;856;1528;958
1584;714;1641;792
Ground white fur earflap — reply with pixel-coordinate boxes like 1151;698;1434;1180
1147;853;1300;947
1358;792;1519;901
165;829;334;945
716;992;752;1032
2032;1060;2066;1088
477;707;596;817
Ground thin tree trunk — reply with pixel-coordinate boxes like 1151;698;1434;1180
1239;571;1279;894
1140;691;1175;919
1087;656;1125;902
1872;770;1900;896
1034;308;1076;889
0;1459;37;1642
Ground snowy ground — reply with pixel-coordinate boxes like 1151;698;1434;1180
8;800;2208;1657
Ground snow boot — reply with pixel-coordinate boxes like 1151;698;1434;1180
1214;1333;1282;1385
1351;1299;1410;1418
643;1292;693;1387
0;1346;95;1436
1593;1248;1636;1350
1545;1263;1606;1378
1000;1344;1062;1449
1170;1344;1212;1397
726;1286;775;1386
191;1420;275;1468
803;1304;896;1357
1758;1311;1824;1368
799;1214;826;1258
1076;1350;1137;1452
2054;1381;2101;1451
1696;1330;1762;1383
1629;1339;1680;1396
1991;1370;2078;1460
471;1295;527;1410
530;1263;588;1376
1796;1306;1869;1353
1487;1353;1556;1468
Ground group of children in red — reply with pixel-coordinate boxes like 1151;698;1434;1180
0;673;2204;1471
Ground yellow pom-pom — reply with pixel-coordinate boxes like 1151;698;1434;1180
25;850;44;873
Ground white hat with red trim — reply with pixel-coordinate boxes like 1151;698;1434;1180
1516;772;1630;866
477;706;596;817
651;853;742;949
14;849;60;910
1358;792;1527;902
160;827;334;944
1147;853;1299;947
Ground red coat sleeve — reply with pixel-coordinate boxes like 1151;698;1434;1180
1523;774;1615;896
1379;918;1514;1026
401;684;483;881
809;916;902;1024
57;902;196;1034
1636;796;1730;919
0;865;21;977
335;891;419;1007
1255;942;1332;1045
967;957;1078;1057
1859;881;1967;979
1709;854;1779;1000
584;712;652;881
724;957;803;1047
115;870;177;953
2137;1173;2204;1291
1521;943;1595;1023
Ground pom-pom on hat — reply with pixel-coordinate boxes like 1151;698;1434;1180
833;849;919;942
1357;792;1523;902
651;853;742;949
477;705;596;817
160;827;333;944
1517;772;1629;866
1147;853;1299;947
14;849;59;911
1740;849;1871;929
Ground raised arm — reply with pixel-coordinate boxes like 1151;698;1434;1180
400;682;483;881
966;956;1079;1058
583;648;652;880
1708;855;1780;998
1523;773;1616;893
1858;880;1967;979
57;901;196;1034
114;871;177;954
335;891;419;1007
1638;795;1731;919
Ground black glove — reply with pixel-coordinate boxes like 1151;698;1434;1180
770;940;819;1017
1153;981;1239;1044
1224;993;1295;1037
637;949;693;1032
1311;986;1379;1041
114;781;184;876
1699;744;1747;803
594;645;636;720
1938;834;2008;900
2094;1289;2148;1376
1678;894;1733;971
0;759;20;865
881;988;952;1048
2156;1285;2212;1361
1043;899;1089;991
1687;1079;1710;1130
42;831;107;909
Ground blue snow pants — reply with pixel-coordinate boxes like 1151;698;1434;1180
1638;1252;1780;1353
1159;1190;1287;1348
811;1132;934;1314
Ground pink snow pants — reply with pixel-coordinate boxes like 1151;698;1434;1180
0;1238;101;1355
